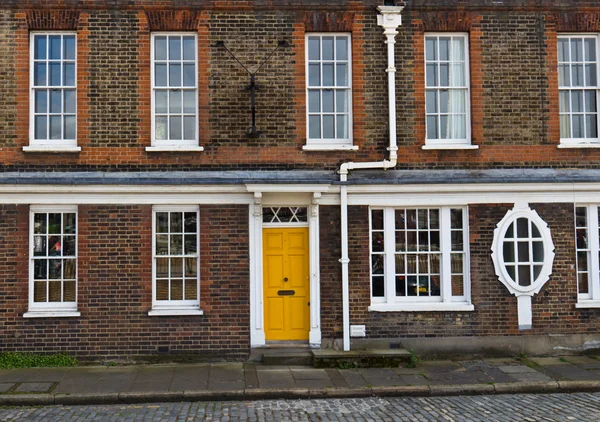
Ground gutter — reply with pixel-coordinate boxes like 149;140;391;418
338;5;404;351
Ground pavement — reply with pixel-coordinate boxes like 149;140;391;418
2;355;600;406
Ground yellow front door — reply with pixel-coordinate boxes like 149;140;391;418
263;227;310;341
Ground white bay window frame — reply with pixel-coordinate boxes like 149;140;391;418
369;206;473;312
304;33;355;151
558;34;600;148
424;33;475;150
149;205;203;316
27;31;80;152
575;204;600;307
148;32;202;152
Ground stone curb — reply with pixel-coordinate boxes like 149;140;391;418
3;381;600;406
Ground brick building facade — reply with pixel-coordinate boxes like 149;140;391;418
1;0;600;360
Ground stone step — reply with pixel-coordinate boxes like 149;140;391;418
312;348;412;368
262;351;313;366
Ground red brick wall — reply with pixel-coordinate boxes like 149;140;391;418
0;204;250;360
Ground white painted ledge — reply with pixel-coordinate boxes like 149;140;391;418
422;144;479;150
368;303;475;312
23;310;81;318
148;308;204;317
145;146;204;152
557;143;600;149
302;144;359;151
575;301;600;309
23;146;81;153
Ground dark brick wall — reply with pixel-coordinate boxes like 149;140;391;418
320;205;343;339
0;204;250;360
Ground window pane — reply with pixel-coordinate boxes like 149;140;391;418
183;36;195;60
169;116;182;139
49;116;62;139
170;257;183;277
560;115;570;138
517;218;529;237
322;90;334;112
64;280;75;301
426;90;437;113
184;234;197;254
503;242;515;263
64;89;76;113
451;63;465;86
34;63;47;86
64;259;76;279
170;234;182;255
155;36;167;60
34;35;47;60
558;64;569;87
170;212;183;232
587;115;598;138
309;115;320;139
49;259;61;279
35;116;47;140
451;231;463;250
451;37;465;61
572;38;583;61
573;114;584;138
586;90;597;112
558;38;568;62
336;64;347;86
426;64;437;87
155;117;167;140
559;91;570;112
532;241;544;263
308;64;320;87
372;276;384;297
425;38;436;61
579;273;589;294
155;64;167;86
585;38;596;61
63;63;75;86
35;90;47;113
322;64;334;86
372;232;384;252
308;37;320;60
439;63;449;86
49;62;61;86
439;37;450;61
573;64;584;87
426;116;438;139
183;116;195;140
518;265;531;286
49;35;61;60
63;36;75;60
309;91;320;112
184;212;197;232
440;115;448;138
50;90;62;113
169;36;181;60
48;279;61;301
183;64;195;87
439;90;449;113
185;257;197;277
183;91;195;114
34;236;47;256
323;115;334;138
169;90;182;113
585;64;597;87
336;90;347;112
171;279;183;300
184;280;197;300
64;116;76;140
155;90;168;114
156;280;168;300
372;209;384;230
322;36;334;60
336;115;348;139
169;64;181;86
336;37;348;60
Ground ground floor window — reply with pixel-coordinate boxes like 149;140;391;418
28;205;78;315
575;205;600;306
151;206;201;314
369;206;472;311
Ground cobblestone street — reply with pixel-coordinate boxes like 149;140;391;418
1;393;599;421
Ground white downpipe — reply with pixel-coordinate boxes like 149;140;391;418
339;6;403;351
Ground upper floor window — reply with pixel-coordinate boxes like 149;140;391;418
151;33;198;148
30;33;77;147
369;207;473;312
305;34;352;149
558;35;599;145
26;206;79;318
425;34;471;147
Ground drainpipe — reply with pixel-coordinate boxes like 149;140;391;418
339;6;404;352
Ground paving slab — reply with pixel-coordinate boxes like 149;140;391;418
563;356;600;370
420;360;466;372
339;369;369;388
542;363;600;381
291;368;331;381
509;372;556;382
168;377;208;392
358;368;401;380
14;382;55;393
293;379;334;389
0;383;14;393
425;369;494;384
478;367;519;383
529;357;566;366
324;369;349;388
209;365;245;382
497;364;538;374
483;358;522;366
394;366;425;375
256;369;296;389
399;374;432;386
207;380;245;390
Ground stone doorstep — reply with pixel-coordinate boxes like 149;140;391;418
312;349;412;368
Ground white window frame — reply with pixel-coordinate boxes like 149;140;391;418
423;33;476;150
27;31;80;153
368;206;473;312
25;205;80;318
557;34;600;148
304;33;356;151
148;32;203;152
574;204;600;308
149;205;203;316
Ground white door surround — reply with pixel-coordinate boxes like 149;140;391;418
246;185;329;347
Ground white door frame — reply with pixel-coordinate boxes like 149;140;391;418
247;185;329;348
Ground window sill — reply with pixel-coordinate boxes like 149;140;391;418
145;146;204;152
575;301;600;309
23;146;81;153
23;310;80;318
302;144;359;151
368;303;474;312
557;142;600;149
422;144;479;151
148;308;204;317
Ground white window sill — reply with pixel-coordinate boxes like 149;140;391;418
23;310;81;318
575;301;600;309
368;303;474;312
23;146;81;153
302;144;359;151
557;142;600;149
148;308;204;317
145;146;204;152
422;144;479;150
